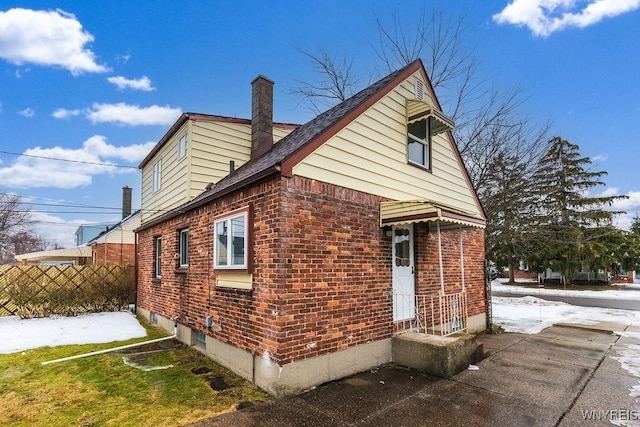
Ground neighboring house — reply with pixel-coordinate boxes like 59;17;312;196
14;246;92;265
135;60;487;396
75;223;116;246
88;211;140;266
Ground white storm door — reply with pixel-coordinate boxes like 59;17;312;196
392;224;415;321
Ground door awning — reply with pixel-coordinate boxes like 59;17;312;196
407;100;454;136
381;200;486;229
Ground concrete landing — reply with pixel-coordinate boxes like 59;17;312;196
392;332;481;378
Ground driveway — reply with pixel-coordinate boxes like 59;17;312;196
190;322;640;426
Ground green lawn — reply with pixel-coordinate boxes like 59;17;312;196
0;318;270;426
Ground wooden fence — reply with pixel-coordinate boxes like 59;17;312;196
0;264;134;318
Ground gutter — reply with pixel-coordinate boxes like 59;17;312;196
41;317;179;366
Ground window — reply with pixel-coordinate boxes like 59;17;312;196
193;330;206;349
179;229;189;267
177;134;186;159
154;236;162;278
407;118;430;169
152;159;162;192
214;210;248;269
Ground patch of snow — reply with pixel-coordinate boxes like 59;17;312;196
491;295;640;335
492;279;640;301
0;311;147;354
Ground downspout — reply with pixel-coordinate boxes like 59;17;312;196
437;219;444;295
42;317;179;365
459;226;465;292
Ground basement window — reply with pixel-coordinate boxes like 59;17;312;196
193;330;206;349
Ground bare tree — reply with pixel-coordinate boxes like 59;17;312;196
288;48;361;114
0;193;34;264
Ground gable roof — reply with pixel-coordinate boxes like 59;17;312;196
138;59;484;231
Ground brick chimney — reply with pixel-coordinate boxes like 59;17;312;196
251;75;274;160
122;186;132;219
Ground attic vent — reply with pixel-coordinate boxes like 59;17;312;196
415;78;424;100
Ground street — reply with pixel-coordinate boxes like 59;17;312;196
492;288;640;311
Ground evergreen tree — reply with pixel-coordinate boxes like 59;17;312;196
530;137;626;283
630;215;640;235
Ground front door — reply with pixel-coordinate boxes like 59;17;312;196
392;224;415;321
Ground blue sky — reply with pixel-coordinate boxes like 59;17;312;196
1;0;639;247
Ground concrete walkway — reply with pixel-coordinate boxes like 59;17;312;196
190;323;640;426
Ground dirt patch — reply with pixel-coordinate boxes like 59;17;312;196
191;367;212;375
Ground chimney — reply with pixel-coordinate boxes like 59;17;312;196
122;186;132;219
251;75;274;160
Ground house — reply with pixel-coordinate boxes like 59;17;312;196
135;59;487;396
88;187;140;266
14;246;92;265
88;211;140;266
75;223;116;246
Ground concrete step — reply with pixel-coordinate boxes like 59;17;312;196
392;332;480;378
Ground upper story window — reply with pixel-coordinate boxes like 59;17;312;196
214;209;249;270
178;228;189;267
154;236;162;278
152;159;162;192
177;134;186;160
407;118;430;169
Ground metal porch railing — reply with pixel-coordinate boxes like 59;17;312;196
393;291;468;338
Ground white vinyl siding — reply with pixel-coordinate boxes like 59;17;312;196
291;69;481;217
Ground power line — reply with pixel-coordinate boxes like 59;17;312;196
0;150;139;169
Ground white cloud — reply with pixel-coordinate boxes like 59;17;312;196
86;103;181;126
609;190;640;229
493;0;640;37
0;8;109;75
107;75;155;92
0;135;156;189
52;108;82;119
18;108;35;118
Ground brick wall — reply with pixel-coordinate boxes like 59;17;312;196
414;223;486;319
92;243;135;266
137;174;486;367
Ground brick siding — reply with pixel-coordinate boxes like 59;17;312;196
92;243;135;266
137;175;486;366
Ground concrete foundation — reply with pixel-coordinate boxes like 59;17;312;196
136;308;392;396
392;331;479;378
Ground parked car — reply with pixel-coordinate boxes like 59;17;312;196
488;267;500;281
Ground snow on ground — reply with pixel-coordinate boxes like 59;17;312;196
491;295;640;334
0;311;147;354
491;279;640;334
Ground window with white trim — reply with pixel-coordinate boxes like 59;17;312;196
152;159;162;192
179;228;189;267
177;134;186;160
154;236;162;278
214;211;248;269
407;118;430;169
